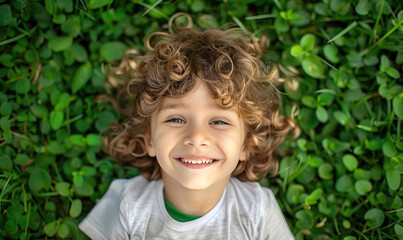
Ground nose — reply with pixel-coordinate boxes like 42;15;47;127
183;123;211;148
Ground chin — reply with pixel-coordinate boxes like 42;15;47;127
180;181;214;190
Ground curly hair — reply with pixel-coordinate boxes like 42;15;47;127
97;13;299;181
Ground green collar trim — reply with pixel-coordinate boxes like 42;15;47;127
164;198;201;222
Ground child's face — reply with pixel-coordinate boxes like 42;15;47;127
145;81;248;191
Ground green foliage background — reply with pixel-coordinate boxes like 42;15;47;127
0;0;402;239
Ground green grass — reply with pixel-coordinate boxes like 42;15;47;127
0;0;402;239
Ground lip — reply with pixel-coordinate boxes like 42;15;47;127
174;155;219;169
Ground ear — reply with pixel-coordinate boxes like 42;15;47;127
144;133;156;157
240;126;250;161
240;144;250;161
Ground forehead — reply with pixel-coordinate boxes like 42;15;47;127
155;82;240;114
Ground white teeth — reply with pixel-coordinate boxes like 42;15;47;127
180;159;214;164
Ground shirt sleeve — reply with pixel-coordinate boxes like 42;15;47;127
256;188;295;240
79;179;130;240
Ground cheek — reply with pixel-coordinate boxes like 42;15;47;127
219;128;244;143
218;133;244;153
227;130;247;159
152;129;176;155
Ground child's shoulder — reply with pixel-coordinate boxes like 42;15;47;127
115;175;162;200
228;177;277;208
227;178;294;239
79;176;161;239
105;175;150;195
118;175;154;190
229;177;274;196
97;175;162;209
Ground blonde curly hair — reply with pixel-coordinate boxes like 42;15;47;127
97;13;299;181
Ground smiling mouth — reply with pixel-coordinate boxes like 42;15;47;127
175;157;218;168
180;158;214;164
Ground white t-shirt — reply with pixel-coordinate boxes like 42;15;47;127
79;175;294;240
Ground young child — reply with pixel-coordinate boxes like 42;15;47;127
79;13;298;239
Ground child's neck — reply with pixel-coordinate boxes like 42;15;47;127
162;174;230;216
